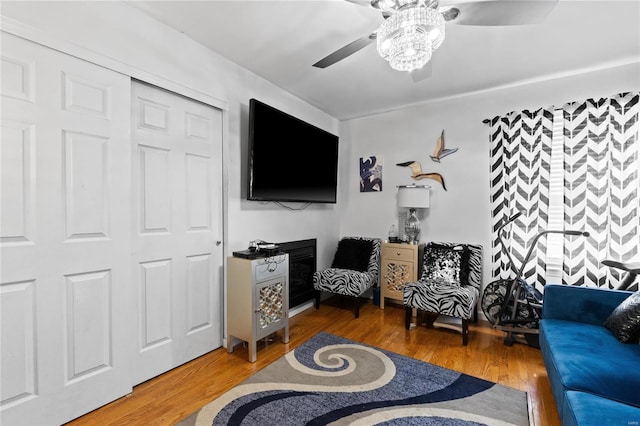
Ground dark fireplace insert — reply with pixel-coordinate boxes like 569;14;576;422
277;239;317;309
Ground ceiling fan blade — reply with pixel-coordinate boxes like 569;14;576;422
446;0;558;26
410;62;433;83
313;33;376;68
344;0;374;7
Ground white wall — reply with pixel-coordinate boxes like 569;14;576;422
0;1;343;268
339;62;640;287
4;1;639;288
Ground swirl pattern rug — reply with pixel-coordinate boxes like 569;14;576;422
177;332;529;425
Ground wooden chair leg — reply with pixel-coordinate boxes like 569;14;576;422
462;318;469;346
405;307;413;329
354;296;360;318
314;290;321;309
473;307;478;323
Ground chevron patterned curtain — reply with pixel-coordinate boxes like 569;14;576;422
562;92;640;288
487;91;639;289
487;108;554;285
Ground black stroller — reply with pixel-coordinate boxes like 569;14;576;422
481;212;589;347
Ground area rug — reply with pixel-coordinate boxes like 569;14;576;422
177;332;529;425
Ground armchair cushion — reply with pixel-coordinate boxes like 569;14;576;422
404;280;479;319
313;268;377;297
422;243;469;286
331;238;373;272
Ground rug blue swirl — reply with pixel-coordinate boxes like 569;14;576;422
178;332;529;425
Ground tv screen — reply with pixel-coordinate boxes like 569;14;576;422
247;98;339;204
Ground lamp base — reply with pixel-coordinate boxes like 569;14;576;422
404;208;421;244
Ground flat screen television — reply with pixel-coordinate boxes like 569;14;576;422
247;98;339;204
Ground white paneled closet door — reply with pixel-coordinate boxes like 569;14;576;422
131;81;223;385
0;34;134;425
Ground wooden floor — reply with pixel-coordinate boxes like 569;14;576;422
65;297;561;426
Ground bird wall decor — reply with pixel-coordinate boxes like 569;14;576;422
396;161;447;191
430;130;458;162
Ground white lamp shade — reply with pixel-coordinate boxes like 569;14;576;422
397;185;430;208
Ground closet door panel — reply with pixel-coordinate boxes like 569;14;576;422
131;81;223;385
0;33;133;426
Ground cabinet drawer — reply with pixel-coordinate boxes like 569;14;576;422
383;246;415;262
254;255;288;282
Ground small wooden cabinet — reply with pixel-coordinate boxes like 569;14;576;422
380;243;424;309
227;254;289;362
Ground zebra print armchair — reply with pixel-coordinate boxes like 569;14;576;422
313;237;382;318
403;242;483;345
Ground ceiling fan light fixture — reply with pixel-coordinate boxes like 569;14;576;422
426;17;445;49
391;38;432;71
376;5;445;72
372;0;423;13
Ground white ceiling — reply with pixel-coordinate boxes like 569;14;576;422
128;0;640;120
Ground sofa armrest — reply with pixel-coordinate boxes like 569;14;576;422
542;284;633;326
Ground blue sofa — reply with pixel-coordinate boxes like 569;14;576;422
540;284;640;426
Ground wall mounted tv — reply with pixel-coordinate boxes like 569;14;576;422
247;98;339;204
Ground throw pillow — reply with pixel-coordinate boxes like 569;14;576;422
331;238;373;272
422;244;466;286
604;291;640;343
456;245;471;286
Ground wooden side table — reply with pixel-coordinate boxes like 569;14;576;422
379;242;424;309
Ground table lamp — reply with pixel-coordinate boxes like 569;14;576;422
397;184;430;244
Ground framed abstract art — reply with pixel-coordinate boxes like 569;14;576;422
360;156;382;192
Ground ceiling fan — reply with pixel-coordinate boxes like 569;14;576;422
313;0;558;79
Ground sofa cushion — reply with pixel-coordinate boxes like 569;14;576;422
562;391;640;426
540;318;640;408
542;284;633;325
604;290;640;343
